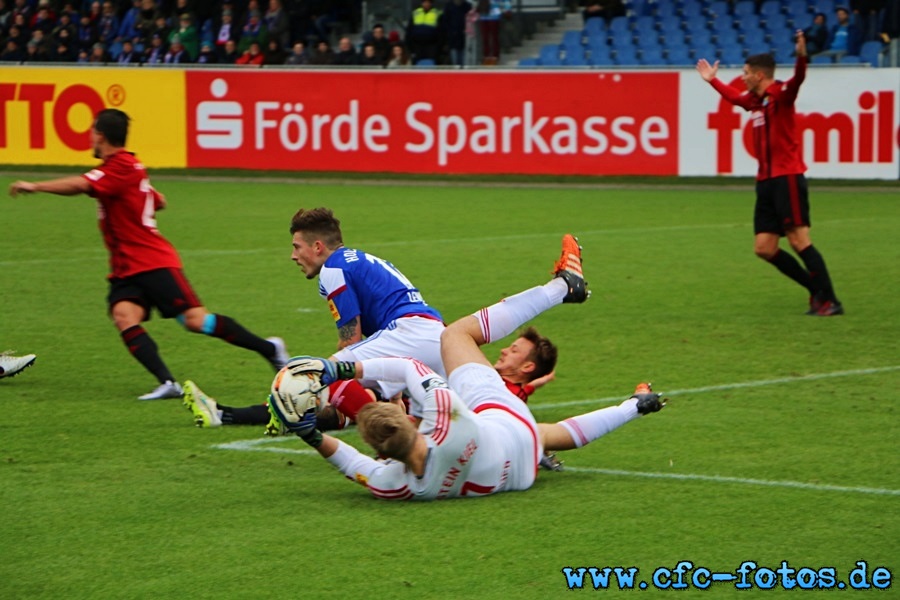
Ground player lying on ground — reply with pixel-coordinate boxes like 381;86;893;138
269;237;667;500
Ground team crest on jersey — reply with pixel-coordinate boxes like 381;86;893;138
328;298;340;322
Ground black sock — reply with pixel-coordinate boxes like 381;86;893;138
798;245;838;302
209;314;275;359
121;325;175;384
767;249;814;294
220;403;270;425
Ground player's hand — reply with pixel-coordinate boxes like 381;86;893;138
530;370;556;390
9;181;37;197
695;58;719;82
154;190;167;210
285;355;355;385
794;29;807;57
630;392;667;415
267;395;323;447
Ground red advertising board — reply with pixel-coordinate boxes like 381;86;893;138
186;70;679;175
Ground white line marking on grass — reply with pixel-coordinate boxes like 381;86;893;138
564;467;900;497
529;365;900;412
213;439;900;497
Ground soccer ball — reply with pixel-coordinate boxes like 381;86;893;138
270;367;324;422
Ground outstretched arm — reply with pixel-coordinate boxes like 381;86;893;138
695;57;720;82
9;176;92;197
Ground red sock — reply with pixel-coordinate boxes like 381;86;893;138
326;380;375;421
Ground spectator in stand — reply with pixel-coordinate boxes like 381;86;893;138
0;38;23;60
51;38;75;61
285;40;308;64
334;35;359;65
9;11;28;38
823;6;862;57
88;40;107;62
219;38;239;62
359;42;383;66
96;0;118;44
443;0;472;67
5;24;26;50
54;25;74;52
475;0;499;64
366;23;391;64
117;38;140;63
213;7;239;54
581;0;624;25
168;13;198;60
385;42;410;67
52;12;76;44
75;13;97;53
236;39;264;64
238;9;267;52
86;1;102;25
29;28;50;54
805;13;829;54
23;39;48;61
241;0;261;27
59;2;79;22
29;4;55;36
117;0;142;44
134;0;159;46
170;0;193;23
309;38;334;64
264;0;289;48
143;32;165;63
263;37;286;63
406;0;442;64
196;40;218;63
164;35;190;62
10;0;31;26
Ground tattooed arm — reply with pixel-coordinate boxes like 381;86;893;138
336;316;363;350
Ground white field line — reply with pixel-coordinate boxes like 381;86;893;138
213;365;900;498
528;365;900;411
0;218;876;268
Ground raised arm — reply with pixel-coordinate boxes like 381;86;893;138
9;175;92;197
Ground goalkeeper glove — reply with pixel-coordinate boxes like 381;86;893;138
286;355;355;386
267;394;323;448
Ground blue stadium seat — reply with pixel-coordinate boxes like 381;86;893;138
859;40;886;66
733;1;756;17
786;0;811;20
745;41;772;56
763;13;788;34
759;1;782;19
517;57;539;68
608;16;630;35
811;54;833;64
615;47;640;65
666;46;694;65
587;33;608;50
634;15;655;32
636;35;662;50
659;18;684;35
563;51;588;66
681;1;704;19
813;0;836;16
415;58;436;67
839;55;862;63
742;28;766;46
629;0;652;17
735;14;761;32
692;43;717;61
711;14;736;32
689;29;713;46
791;12;813;31
660;28;687;46
538;44;561;66
715;28;740;46
611;32;636;49
655;3;677;19
562;30;583;47
772;43;795;62
583;17;606;38
590;54;615;66
640;47;665;65
707;1;731;18
588;41;612;60
720;46;746;64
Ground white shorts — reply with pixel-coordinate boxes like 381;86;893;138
449;363;542;482
333;316;445;398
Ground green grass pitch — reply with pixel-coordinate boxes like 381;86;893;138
0;175;898;599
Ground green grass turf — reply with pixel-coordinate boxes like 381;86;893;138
0;176;898;599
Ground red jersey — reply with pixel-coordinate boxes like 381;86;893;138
83;150;182;279
710;56;808;180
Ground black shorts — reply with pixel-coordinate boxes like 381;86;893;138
754;174;811;235
107;268;203;320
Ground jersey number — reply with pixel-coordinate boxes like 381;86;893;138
460;481;496;496
365;254;424;303
140;178;157;230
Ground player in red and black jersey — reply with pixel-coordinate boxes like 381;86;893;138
696;31;843;316
9;109;289;400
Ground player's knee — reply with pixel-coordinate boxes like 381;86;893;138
754;247;776;260
110;302;143;330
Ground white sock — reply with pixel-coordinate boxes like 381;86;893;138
559;399;640;448
474;279;568;343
